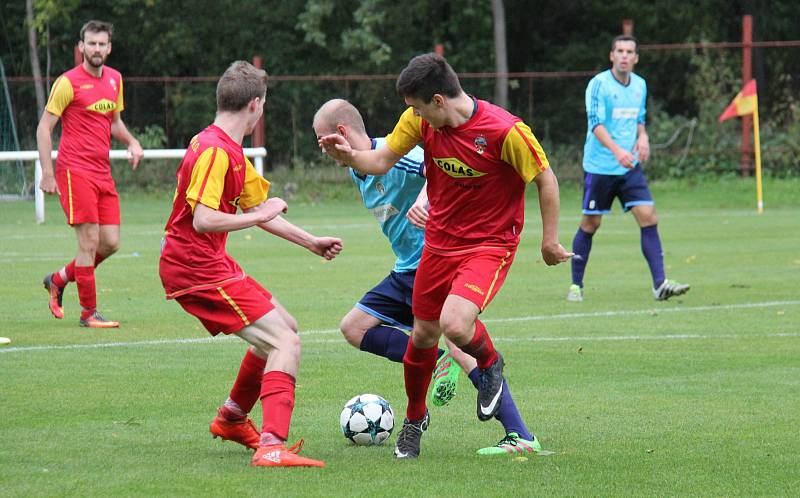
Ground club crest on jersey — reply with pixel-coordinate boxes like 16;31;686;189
109;78;117;91
474;135;488;155
85;98;116;114
433;157;486;179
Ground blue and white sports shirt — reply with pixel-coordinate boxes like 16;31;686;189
583;69;647;176
350;137;426;273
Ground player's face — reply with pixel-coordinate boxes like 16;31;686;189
80;31;111;69
404;95;447;129
610;40;638;74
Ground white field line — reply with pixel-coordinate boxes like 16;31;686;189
1;300;797;355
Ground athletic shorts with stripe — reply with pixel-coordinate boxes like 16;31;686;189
175;276;275;335
55;169;120;225
412;246;516;321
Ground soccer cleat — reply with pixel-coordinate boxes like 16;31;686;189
393;410;430;459
566;284;584;302
477;354;505;421
210;412;260;450
431;351;460;406
251;442;325;467
653;279;691;301
477;432;542;456
43;274;65;319
79;311;120;328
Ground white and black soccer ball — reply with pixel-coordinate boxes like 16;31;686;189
339;394;394;446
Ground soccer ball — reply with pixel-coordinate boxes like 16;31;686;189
339;394;395;446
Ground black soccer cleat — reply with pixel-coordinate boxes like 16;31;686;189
393;410;430;459
477;354;505;421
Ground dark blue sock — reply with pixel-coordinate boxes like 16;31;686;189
640;224;665;288
571;228;593;287
468;368;532;440
359;325;444;363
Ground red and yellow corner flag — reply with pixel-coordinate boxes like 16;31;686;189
718;79;757;122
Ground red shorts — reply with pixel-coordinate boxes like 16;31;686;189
175;276;275;335
412;246;517;321
56;169;120;225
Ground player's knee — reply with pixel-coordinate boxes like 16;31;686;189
580;217;601;233
99;239;120;256
281;329;302;357
438;316;470;343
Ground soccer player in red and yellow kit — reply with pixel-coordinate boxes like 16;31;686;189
37;20;143;328
320;53;573;459
160;61;341;468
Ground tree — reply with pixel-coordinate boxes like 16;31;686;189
491;0;507;108
25;0;44;116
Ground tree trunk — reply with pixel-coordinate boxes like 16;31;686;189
491;0;508;109
26;0;45;116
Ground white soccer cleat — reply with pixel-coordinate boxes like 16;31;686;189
653;279;690;301
566;284;584;302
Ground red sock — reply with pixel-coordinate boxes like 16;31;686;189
458;320;498;369
259;370;296;442
403;337;438;421
53;254;106;287
74;265;96;319
228;349;267;415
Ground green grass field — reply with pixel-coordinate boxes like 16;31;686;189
1;178;798;497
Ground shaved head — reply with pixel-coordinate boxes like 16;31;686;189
313;99;367;136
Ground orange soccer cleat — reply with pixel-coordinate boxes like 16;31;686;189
210;413;260;450
79;311;120;328
43;274;65;319
251;441;325;468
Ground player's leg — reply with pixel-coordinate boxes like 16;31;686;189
623;167;689;300
569;172;613;301
236;298;324;467
73;222;118;327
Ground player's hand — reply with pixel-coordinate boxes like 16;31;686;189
128;140;144;170
613;147;636;169
310;236;343;260
406;201;429;228
541;241;574;266
256;197;288;224
39;172;59;195
634;135;650;163
318;134;354;167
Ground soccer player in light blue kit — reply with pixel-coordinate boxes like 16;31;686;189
568;35;690;302
314;99;542;455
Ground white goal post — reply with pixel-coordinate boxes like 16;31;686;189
0;147;267;224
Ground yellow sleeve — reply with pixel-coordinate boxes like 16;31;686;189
385;107;423;156
116;77;125;113
239;157;270;210
500;122;550;183
45;76;74;117
185;147;230;211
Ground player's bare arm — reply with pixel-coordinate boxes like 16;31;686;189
36;111;60;195
406;181;429;229
533;169;574;265
193;199;286;234
318;134;401;175
256;214;343;261
633;123;650;163
111;112;144;169
593;124;635;168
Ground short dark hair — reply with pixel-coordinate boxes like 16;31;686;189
611;35;638;53
216;61;268;112
396;53;462;103
80;20;113;42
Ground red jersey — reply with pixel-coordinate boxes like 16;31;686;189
45;64;124;178
385;99;550;252
159;125;270;299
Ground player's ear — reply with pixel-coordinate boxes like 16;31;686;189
336;124;347;139
107;42;112;55
432;94;445;107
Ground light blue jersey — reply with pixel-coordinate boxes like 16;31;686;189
583;69;647;176
350;137;426;273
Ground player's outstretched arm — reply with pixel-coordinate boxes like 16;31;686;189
194;198;287;234
256;215;343;261
318;134;401;175
533;169;573;266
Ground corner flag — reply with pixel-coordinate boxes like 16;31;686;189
718;79;763;213
718;79;757;122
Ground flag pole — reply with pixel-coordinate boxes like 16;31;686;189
753;105;763;214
